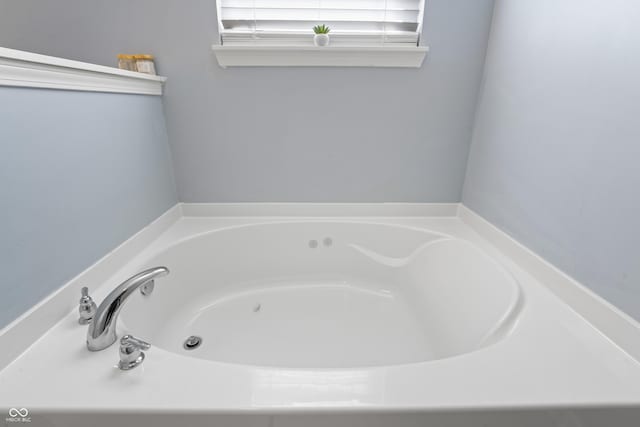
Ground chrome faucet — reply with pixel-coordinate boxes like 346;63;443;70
86;266;169;351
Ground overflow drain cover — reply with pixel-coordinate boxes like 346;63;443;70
183;335;203;350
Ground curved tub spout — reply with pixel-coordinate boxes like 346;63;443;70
86;266;169;351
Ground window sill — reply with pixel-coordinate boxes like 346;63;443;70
211;45;429;68
0;47;166;95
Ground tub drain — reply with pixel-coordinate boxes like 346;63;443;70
183;335;203;350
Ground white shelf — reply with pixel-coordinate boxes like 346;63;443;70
0;47;166;95
212;45;429;68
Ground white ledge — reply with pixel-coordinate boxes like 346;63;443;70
0;47;166;95
212;45;429;68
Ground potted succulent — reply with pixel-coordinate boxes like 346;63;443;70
313;24;331;47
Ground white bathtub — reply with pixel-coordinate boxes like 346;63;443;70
122;221;522;369
1;205;639;427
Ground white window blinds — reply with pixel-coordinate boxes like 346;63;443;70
217;0;425;47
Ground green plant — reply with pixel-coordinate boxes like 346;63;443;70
313;24;331;34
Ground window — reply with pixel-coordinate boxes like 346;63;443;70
216;0;425;47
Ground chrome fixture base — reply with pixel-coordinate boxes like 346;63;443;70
140;280;155;296
119;352;145;370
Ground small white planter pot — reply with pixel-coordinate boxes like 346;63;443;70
314;34;330;47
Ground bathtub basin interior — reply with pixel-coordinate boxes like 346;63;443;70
122;222;522;368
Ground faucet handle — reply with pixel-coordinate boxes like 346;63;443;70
121;334;151;350
118;335;150;370
78;286;97;325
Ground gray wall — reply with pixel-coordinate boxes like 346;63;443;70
0;88;177;328
0;0;495;202
463;0;640;320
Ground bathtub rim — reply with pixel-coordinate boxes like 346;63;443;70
0;202;638;385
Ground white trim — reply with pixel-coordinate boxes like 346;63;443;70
0;204;182;371
458;204;640;361
0;47;167;95
181;202;457;217
212;45;428;68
